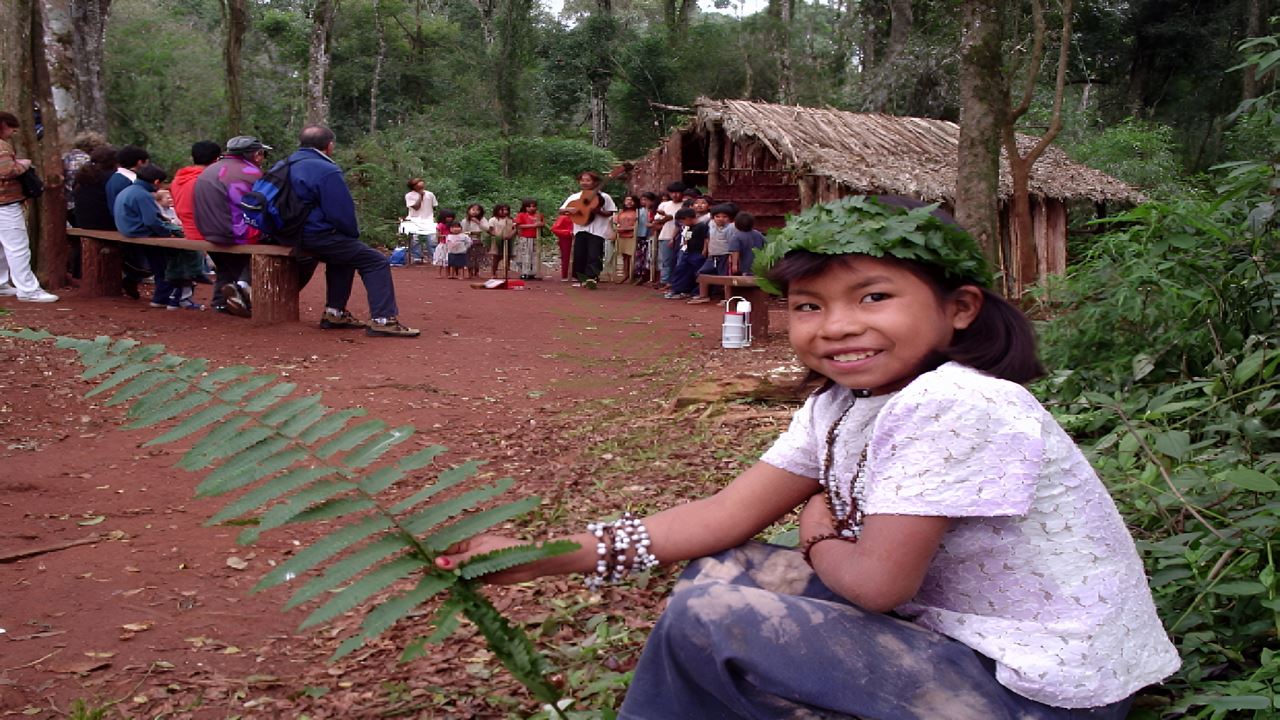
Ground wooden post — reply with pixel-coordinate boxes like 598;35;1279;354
251;253;300;325
707;127;721;197
80;235;121;297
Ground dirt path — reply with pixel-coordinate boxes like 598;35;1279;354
0;268;797;718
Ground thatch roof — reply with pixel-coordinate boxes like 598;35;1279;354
695;98;1138;204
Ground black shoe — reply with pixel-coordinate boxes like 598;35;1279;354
221;284;252;318
122;278;140;300
365;317;420;337
319;309;367;329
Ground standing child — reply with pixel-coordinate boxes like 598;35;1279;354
403;178;438;263
443;221;470;279
487;204;517;276
687;203;737;304
462;204;488;279
437;196;1179;719
652;182;686;288
612;195;639;283
434;209;456;278
663;208;707;299
632;192;656;284
513;198;544;280
728;211;766;275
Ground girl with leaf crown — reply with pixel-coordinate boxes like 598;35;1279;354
438;196;1179;718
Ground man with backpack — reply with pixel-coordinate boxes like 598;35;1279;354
286;126;418;337
192;135;270;317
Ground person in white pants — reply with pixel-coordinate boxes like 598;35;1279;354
0;110;58;303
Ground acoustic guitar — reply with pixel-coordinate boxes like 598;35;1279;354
564;189;602;225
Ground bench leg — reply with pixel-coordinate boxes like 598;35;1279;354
81;237;123;298
745;288;769;340
251;255;300;325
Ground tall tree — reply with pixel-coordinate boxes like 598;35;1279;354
306;0;341;125
69;0;110;133
368;0;385;132
223;0;249;135
1003;0;1073;295
769;0;795;103
586;0;615;148
955;0;1005;270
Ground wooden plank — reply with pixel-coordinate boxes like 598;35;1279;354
251;254;301;325
66;229;294;256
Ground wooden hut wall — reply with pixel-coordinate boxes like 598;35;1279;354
712;135;801;229
1035;198;1068;279
628;132;686;195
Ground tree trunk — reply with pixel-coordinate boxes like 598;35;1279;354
369;0;385;133
223;0;248;135
305;0;340;126
494;0;532;151
39;0;78;145
776;0;794;103
955;0;1005;277
1242;0;1264;100
69;0;109;133
469;0;497;46
863;0;912;111
1003;0;1072;297
587;0;613;149
31;0;68;290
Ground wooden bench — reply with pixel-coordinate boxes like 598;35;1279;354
67;229;304;325
696;274;770;340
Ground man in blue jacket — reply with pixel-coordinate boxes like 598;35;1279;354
114;164;178;309
289;126;418;337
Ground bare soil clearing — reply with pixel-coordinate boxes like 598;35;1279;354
0;268;798;719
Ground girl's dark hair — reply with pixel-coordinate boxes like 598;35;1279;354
75;146;118;186
493;203;511;215
467;203;485;217
439;208;456;221
734;212;755;231
641;191;659;203
766;251;1045;385
578;170;602;183
665;181;686;193
520;198;537;211
0;111;19;128
406;177;422;190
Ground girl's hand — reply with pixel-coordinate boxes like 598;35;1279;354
798;492;835;540
434;534;539;584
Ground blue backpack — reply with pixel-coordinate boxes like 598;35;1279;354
239;157;311;245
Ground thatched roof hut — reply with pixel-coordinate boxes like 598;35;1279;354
626;98;1139;286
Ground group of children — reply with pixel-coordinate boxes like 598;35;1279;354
401;193;545;281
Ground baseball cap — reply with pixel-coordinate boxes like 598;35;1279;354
226;136;272;153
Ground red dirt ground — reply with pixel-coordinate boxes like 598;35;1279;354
0;265;797;719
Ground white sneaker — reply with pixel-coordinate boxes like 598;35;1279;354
0;285;17;296
17;290;58;303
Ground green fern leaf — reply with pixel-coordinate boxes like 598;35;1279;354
0;328;53;341
259;395;323;427
332;573;456;659
357;465;405;495
242;382;297;413
425;598;466;643
83;345;163;380
300;555;423;630
171;357;211;380
86;362;161;398
197;365;256;391
284;535;406;610
216;374;278;402
297;407;367;443
207;467;339;525
125;379;191;419
315;419;387;459
288;496;378;524
457;540;580;580
238;480;357;544
144;403;236;447
255;514;396;592
425;495;542;552
457;587;559;703
403;478;516;535
127;389;213;428
397;445;447;471
184;426;275;472
105;372;177;407
388;459;482;515
177;417;252;470
277;402;328;438
197;445;308;497
341;425;414;469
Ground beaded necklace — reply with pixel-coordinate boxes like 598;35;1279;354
820;389;872;538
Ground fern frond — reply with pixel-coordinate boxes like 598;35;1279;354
315;419;387;458
197;446;309;497
196;364;256;391
341;425;414;469
388;459;482;514
259;394;323;427
184;425;274;472
288;496;378;524
425;495;542;552
145;403;236;446
333;573;457;660
104;371;177;407
242;382;297;412
205;467;339;524
456;585;560;704
300;555;422;630
403;478;516;535
284;534;406;610
237;480;357;543
277;402;329;438
0;328;53;341
297;407;367;443
196;436;294;491
255;514;396;592
128;389;213;428
458;541;580;580
178;417;252;470
216;374;278;402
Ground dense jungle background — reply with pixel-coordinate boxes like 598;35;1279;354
0;0;1277;716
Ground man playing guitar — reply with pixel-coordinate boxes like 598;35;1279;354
559;170;617;288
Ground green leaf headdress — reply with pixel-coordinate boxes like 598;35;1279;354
751;196;995;294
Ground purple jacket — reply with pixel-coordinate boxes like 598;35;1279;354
192;155;263;245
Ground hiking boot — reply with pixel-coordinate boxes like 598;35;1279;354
584;278;598;290
365;317;420;338
221;283;252;318
319;309;367;329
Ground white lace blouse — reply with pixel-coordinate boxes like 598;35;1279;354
760;362;1180;708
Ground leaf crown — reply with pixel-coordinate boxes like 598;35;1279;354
751;196;995;294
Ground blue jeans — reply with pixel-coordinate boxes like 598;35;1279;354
658;238;676;283
669;250;705;295
300;232;398;320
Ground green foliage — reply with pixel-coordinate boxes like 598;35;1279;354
752;196;995;293
1063;119;1201;199
1033;47;1279;710
0;329;578;713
